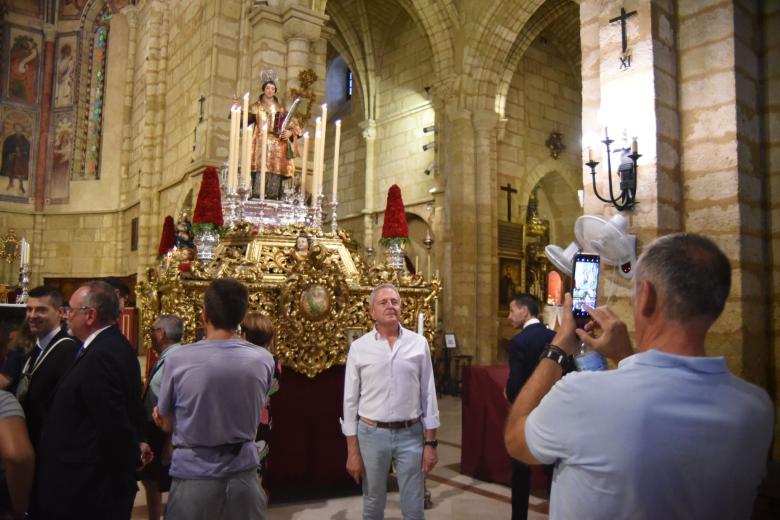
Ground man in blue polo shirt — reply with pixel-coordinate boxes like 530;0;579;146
155;278;274;520
504;233;773;519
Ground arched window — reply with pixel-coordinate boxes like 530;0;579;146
80;12;110;179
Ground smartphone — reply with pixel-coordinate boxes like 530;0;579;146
572;253;600;324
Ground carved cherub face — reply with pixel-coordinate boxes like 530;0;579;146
295;236;309;252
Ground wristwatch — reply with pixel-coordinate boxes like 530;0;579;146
423;440;438;448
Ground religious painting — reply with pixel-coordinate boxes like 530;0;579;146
58;0;87;19
5;28;42;105
54;35;78;109
7;0;43;18
47;113;75;203
499;257;522;310
0;108;36;203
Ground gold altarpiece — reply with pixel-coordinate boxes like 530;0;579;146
136;224;441;378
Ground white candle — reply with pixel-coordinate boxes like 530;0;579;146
20;239;29;266
301;132;309;199
332;120;341;202
259;123;268;202
587;147;593;162
241;93;250;188
314;117;322;197
434;299;439;325
417;312;424;335
427;255;431;280
228;104;240;190
243;123;253;191
631;138;638;153
319;104;327;195
415;255;419;274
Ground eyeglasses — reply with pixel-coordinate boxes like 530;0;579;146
66;306;94;316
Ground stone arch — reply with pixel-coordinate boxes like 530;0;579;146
494;0;579;118
520;160;581;245
464;0;547;111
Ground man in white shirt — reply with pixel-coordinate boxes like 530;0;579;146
504;233;773;519
342;283;440;520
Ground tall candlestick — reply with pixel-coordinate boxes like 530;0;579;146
228;104;240;191
332;120;341;202
243;123;254;191
415;255;419;274
301;132;309;198
417;312;424;335
434;299;439;325
427;255;431;280
259;123;268;202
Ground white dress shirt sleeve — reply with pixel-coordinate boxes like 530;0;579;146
419;338;440;430
341;346;360;436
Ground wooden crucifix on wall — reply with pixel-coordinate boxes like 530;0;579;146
500;183;518;222
610;7;638;70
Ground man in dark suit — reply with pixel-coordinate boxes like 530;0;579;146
505;293;556;520
34;280;148;519
16;286;80;448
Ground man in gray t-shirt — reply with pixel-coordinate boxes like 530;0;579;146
0;390;34;518
155;279;274;520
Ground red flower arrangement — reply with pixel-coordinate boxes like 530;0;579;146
157;215;176;257
192;166;224;233
379;184;410;247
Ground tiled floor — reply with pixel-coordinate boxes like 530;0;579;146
131;395;549;519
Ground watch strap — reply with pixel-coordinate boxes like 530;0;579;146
540;344;571;370
423;440;438;448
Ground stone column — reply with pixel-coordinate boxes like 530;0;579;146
137;2;166;276
118;5;138;208
282;5;327;93
435;89;479;358
34;24;56;212
472;109;500;364
360;120;377;251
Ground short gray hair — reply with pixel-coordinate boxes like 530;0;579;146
368;283;401;308
635;233;731;322
81;281;120;325
154;314;184;343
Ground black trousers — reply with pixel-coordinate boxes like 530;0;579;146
511;459;554;520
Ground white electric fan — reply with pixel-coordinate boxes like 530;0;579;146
574;214;636;279
544;242;580;277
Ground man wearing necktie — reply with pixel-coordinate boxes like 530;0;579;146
34;280;149;519
139;314;184;520
16;286;80;448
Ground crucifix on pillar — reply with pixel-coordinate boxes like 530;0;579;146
500;183;518;222
610;7;638;70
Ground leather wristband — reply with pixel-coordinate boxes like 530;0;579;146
540;343;571;370
423;440;438;448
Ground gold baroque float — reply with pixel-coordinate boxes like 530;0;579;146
136;224;441;378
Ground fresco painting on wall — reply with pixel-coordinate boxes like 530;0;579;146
6;28;42;105
59;0;86;19
54;35;78;109
49;114;74;203
0;109;36;203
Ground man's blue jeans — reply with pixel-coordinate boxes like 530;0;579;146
357;421;424;519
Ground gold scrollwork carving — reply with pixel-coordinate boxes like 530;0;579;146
136;225;442;377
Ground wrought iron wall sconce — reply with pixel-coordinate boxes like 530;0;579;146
585;128;640;211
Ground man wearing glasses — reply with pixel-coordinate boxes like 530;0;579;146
16;286;80;448
34;280;149;519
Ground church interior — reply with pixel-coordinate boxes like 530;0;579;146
0;0;778;517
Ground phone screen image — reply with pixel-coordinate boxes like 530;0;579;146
572;253;600;320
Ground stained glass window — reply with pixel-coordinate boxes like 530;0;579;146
82;15;110;179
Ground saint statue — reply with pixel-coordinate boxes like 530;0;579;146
249;70;302;200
